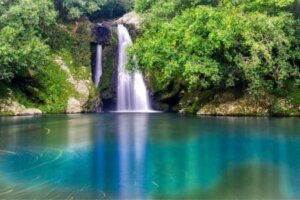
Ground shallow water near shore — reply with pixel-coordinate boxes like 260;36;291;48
0;114;300;199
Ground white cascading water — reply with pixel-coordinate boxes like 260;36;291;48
94;44;102;87
117;24;152;112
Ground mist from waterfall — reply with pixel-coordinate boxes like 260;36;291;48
117;24;152;112
94;44;102;87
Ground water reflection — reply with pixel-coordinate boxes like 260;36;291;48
0;115;299;199
118;114;148;199
66;116;93;150
149;133;300;199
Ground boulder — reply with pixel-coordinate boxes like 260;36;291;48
116;12;141;27
0;99;25;115
66;97;82;114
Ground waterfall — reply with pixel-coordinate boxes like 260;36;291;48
94;44;102;87
117;24;152;112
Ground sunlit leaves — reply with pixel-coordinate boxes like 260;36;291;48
62;0;107;18
130;0;300;95
0;0;56;80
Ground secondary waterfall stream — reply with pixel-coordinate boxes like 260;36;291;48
94;44;102;87
117;24;152;112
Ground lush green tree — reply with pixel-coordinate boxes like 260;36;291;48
0;0;57;81
134;0;158;12
89;0;134;20
130;0;300;96
57;0;134;20
60;0;107;19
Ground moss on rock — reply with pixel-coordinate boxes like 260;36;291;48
196;91;300;116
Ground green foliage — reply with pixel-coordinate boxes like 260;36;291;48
34;58;78;113
57;49;91;80
8;56;79;113
273;81;300;104
0;0;57;81
0;0;94;113
43;21;91;70
56;0;134;20
0;28;49;80
134;0;157;12
130;0;300;98
134;0;219;16
0;0;57;27
220;0;294;11
61;0;107;19
90;0;134;20
0;82;9;98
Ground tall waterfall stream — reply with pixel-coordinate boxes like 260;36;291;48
116;24;152;112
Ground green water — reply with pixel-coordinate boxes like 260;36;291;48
0;114;299;199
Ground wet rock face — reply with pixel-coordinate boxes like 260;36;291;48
93;23;112;45
96;26;119;112
116;12;141;28
85;96;102;113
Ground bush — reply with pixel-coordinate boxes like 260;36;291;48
129;0;300;97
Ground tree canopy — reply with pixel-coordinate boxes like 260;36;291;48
57;0;133;19
0;0;57;81
61;0;107;19
130;0;300;96
0;0;133;81
0;0;299;102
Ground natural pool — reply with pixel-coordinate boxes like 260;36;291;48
0;114;299;199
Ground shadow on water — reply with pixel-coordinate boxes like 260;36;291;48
0;114;299;199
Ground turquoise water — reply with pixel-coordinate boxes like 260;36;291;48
0;114;300;199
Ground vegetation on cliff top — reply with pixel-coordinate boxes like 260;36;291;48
0;0;56;81
57;0;133;20
0;0;131;114
129;0;300;113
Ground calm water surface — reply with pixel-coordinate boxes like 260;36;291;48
0;114;300;199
